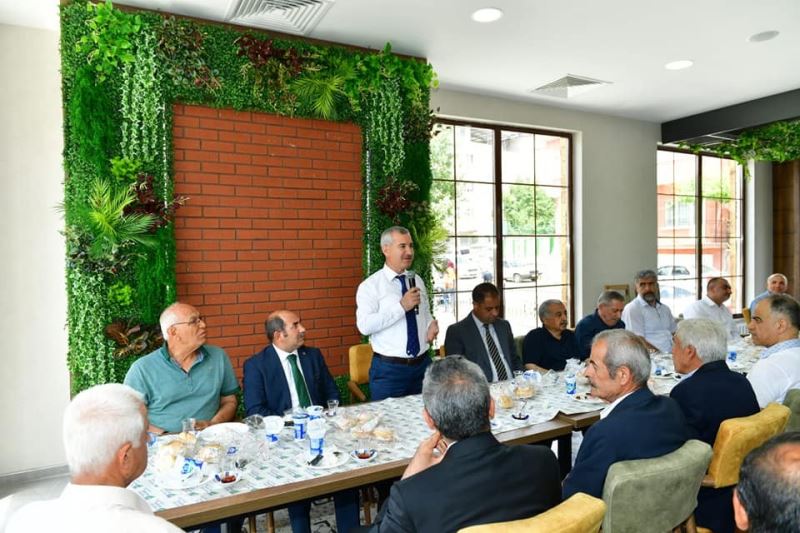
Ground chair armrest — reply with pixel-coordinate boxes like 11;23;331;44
348;380;367;402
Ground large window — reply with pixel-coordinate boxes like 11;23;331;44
656;148;744;317
430;121;572;338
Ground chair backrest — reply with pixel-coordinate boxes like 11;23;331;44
348;343;373;385
601;439;712;533
783;389;800;432
706;402;791;488
514;335;524;359
458;493;605;533
742;307;751;324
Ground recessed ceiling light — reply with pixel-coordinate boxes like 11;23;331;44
471;7;503;23
664;60;694;71
748;30;780;43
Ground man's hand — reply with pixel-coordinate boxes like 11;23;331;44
194;420;213;430
426;320;439;343
400;287;422;312
402;430;447;479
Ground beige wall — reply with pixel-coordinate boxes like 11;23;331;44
0;23;69;475
431;88;661;316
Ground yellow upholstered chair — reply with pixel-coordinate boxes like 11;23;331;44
347;343;373;403
458;492;605;533
601;439;713;533
783;389;800;432
741;307;751;325
702;402;791;488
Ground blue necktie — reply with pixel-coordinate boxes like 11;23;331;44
397;275;420;357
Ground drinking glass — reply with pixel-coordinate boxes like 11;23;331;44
327;399;339;417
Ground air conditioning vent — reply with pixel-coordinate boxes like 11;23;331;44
531;74;610;98
226;0;335;35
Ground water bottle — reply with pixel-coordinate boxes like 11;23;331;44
565;371;577;395
728;350;737;363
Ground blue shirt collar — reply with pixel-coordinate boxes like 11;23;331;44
761;338;800;359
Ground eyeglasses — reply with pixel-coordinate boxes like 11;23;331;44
171;315;206;328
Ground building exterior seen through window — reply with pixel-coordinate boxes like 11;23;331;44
656;148;744;317
430;121;572;339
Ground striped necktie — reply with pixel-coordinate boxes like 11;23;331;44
484;324;508;381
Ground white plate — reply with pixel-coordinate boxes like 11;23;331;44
350;449;377;463
200;422;249;440
156;470;212;490
572;393;606;405
298;450;349;470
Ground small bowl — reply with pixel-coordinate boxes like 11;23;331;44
350;449;377;462
215;470;241;485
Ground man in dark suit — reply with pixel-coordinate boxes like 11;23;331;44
444;283;522;382
243;310;359;533
670;318;759;533
369;356;561;533
563;329;688;499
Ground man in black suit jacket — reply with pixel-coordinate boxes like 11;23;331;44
563;329;689;499
670;318;760;533
242;310;359;533
444;283;521;382
369;356;561;533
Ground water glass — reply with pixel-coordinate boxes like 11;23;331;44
307;418;326;456
181;417;196;434
327;399;339;417
292;410;309;440
307;405;324;420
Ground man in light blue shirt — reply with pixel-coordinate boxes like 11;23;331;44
621;269;676;353
749;273;788;315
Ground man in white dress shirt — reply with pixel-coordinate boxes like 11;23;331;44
6;384;183;533
356;226;439;400
683;277;739;339
621;269;676;353
746;294;800;407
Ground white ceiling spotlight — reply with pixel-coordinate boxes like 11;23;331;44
747;30;780;43
471;7;504;23
664;60;694;71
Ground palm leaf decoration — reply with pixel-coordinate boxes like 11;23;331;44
76;179;157;259
292;57;355;120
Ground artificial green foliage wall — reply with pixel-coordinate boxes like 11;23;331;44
61;0;436;393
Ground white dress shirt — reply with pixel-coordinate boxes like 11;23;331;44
682;296;738;339
356;264;433;357
747;342;800;407
622;295;676;353
6;483;183;533
274;345;309;409
471;313;512;381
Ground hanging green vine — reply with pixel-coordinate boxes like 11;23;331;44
680;119;800;175
61;0;437;393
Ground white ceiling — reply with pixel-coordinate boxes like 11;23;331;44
3;0;799;123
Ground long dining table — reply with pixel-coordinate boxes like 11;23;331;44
136;337;762;529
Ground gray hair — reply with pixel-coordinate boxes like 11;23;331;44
159;302;183;341
634;269;657;284
63;384;146;477
380;226;410;248
265;312;286;342
674;318;727;364
422;356;491;441
594;329;651;386
768;273;788;285
765;294;800;330
538;299;563;320
597;290;625;306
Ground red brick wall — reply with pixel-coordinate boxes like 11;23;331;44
172;104;363;377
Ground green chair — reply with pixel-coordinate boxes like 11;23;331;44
601;439;713;533
783;389;800;432
514;335;524;362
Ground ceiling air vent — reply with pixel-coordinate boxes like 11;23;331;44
226;0;335;35
531;74;611;98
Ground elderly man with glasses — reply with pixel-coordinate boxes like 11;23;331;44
124;301;240;434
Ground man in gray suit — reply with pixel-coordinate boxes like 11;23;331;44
444;283;522;382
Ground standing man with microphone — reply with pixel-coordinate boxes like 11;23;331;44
357;226;439;400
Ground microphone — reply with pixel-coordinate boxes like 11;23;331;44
406;270;419;315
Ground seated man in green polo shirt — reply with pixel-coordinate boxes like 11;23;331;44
124;302;240;434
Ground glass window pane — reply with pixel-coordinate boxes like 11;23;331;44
658;278;696;318
702;198;739;239
501;131;534;184
502;237;538;285
657;150;676;195
720;158;742;199
455;126;494;183
536;236;570;286
502;183;535;235
455;182;495;236
534;135;569;186
454;236;495;287
504;287;538;336
701;156;723;199
727;276;744;314
537;186;569;235
431;124;454;181
657;237;697;281
432;180;455;234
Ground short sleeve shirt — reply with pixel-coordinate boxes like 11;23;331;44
124;344;240;433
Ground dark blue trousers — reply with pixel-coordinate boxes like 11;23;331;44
368;356;429;401
288;488;360;533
